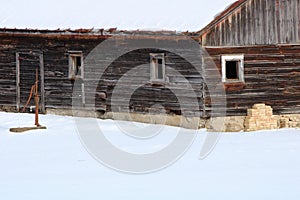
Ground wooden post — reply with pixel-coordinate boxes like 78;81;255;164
202;82;207;118
16;52;20;112
39;52;45;114
34;68;40;127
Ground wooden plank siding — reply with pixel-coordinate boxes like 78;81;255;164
0;32;205;117
204;44;300;116
200;0;300;46
94;48;204;117
198;0;300;117
0;33;106;111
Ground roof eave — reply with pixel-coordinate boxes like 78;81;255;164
198;0;248;36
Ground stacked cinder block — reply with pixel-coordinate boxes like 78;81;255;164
244;104;278;132
280;115;300;128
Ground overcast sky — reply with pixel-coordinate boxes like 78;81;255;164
0;0;234;31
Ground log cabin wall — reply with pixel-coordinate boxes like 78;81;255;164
95;48;204;117
0;30;205;117
204;44;300;116
199;0;300;117
0;31;107;111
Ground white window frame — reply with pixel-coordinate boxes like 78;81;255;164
221;54;244;83
68;51;84;80
150;53;165;82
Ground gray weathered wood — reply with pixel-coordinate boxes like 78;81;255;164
16;52;20;111
200;0;300;46
39;53;45;113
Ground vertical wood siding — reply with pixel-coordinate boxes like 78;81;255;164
201;0;300;46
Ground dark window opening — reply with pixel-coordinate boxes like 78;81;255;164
157;58;163;79
75;56;81;75
226;61;238;79
150;53;165;81
69;53;83;79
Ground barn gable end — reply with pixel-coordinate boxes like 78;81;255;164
199;0;300;46
198;0;300;131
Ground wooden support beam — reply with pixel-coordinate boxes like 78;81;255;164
39;52;45;113
16;52;20;111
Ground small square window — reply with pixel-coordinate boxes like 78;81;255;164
69;52;83;80
150;53;165;82
222;55;244;83
226;61;238;79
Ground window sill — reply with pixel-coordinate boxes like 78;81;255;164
147;80;167;86
69;76;83;81
223;81;245;91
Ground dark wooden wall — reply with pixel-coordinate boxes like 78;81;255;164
0;33;105;111
95;48;204;117
204;44;300;116
18;53;41;109
2;33;300;117
0;40;16;107
0;33;205;117
201;0;300;46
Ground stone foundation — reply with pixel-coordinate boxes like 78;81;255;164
5;106;300;132
0;105;17;113
244;104;278;132
280;114;300;128
46;108;206;129
206;116;245;132
206;104;300;132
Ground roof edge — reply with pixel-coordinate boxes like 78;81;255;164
198;0;248;36
0;27;198;37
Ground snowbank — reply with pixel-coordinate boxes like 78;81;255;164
0;112;300;200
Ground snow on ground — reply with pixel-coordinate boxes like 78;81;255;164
0;111;300;200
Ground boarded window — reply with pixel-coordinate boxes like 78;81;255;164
150;53;165;81
69;52;83;80
222;55;244;82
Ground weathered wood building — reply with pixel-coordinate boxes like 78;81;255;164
0;28;205;120
1;0;300;126
0;28;107;113
199;0;300;116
